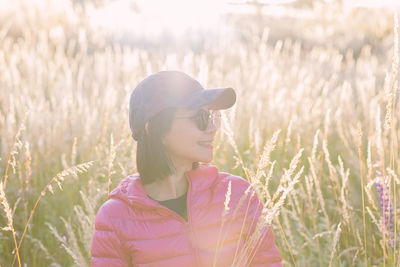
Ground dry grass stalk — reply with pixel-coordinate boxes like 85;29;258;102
289;188;301;220
322;139;340;207
233;200;262;267
219;184;252;247
323;108;331;144
336;110;356;160
2;116;26;190
71;137;78;165
60;216;88;266
241;164;302;266
263;161;276;201
304;174;314;213
284;120;293;151
367;140;372;184
329;222;342;267
338;156;351;225
383;11;398;146
386;168;400;185
231;185;252;220
356;121;368;264
289;209;311;246
269;148;304;204
388;11;400;264
221;112;252;183
234;151;304;266
265;165;303;224
254;129;281;198
254;128;262;159
46;184;107;266
355;229;363;251
212;181;231;267
0;181;21;267
231;189;256;267
308;155;330;229
375;106;385;171
24;142;31;222
301;230;333;249
255;129;281;180
311;129;320;163
28;235;61;266
12;161;94;265
281;209;296;254
366;206;380;231
73;202;93;254
107;134;116;195
275;216;298;266
241;218;269;266
295;133;301;153
46;221;86;266
366;173;380;212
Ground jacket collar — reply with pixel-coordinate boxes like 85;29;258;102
108;163;219;209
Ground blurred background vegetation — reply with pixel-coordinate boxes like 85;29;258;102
1;0;399;266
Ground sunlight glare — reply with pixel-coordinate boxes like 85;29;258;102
89;0;231;37
348;0;400;8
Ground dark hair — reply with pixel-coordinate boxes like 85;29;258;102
136;108;199;185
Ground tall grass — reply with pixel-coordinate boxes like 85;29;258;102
1;0;400;266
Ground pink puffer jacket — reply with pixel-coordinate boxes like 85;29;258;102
91;163;282;267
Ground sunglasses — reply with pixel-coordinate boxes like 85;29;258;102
175;109;221;131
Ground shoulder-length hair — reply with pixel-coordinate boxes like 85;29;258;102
136;107;199;185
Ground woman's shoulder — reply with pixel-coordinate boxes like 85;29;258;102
93;198;129;233
95;195;129;220
211;169;261;215
212;169;258;202
95;175;139;223
217;170;253;189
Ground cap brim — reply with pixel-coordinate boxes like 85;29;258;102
182;87;236;110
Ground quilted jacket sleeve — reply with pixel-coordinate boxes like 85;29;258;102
91;200;132;267
246;188;282;267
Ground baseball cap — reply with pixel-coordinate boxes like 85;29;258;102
129;70;236;141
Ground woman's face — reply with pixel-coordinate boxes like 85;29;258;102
162;105;220;168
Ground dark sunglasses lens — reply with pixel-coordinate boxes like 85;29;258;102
196;109;210;131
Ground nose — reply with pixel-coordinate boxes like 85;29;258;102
205;122;217;133
204;116;219;133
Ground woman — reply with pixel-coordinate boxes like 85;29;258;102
90;71;282;267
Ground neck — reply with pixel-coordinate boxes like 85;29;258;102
144;161;193;201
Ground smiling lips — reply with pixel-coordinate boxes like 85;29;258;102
197;141;213;148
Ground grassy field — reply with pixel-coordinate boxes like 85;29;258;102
1;0;399;266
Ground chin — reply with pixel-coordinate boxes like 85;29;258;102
198;154;213;163
193;146;213;163
200;158;212;164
